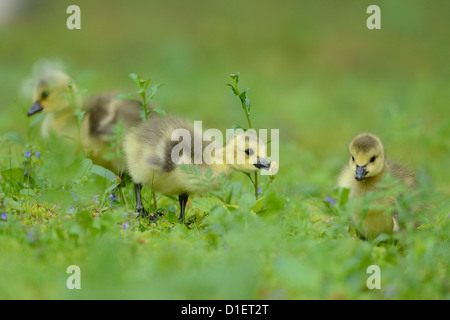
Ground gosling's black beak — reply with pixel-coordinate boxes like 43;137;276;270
254;157;270;169
27;101;44;116
355;165;367;181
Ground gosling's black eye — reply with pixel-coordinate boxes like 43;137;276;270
41;91;49;99
245;149;254;156
370;156;376;163
351;156;355;162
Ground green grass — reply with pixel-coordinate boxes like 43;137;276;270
0;0;449;299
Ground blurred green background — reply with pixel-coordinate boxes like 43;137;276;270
0;0;448;300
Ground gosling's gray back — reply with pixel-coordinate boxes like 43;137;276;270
135;116;202;173
86;94;142;140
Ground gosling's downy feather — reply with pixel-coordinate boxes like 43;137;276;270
338;132;416;239
124;116;203;195
86;93;142;141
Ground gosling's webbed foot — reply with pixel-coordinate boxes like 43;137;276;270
134;182;157;223
136;207;158;223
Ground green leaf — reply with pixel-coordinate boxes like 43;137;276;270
372;233;392;244
72;109;86;126
339;188;350;206
144;79;152;90
192;197;227;212
231;124;244;131
80;158;93;175
116;93;137;101
4;132;25;146
128;73;140;86
1;167;26;183
28;112;46;130
241;172;256;187
166;210;179;224
252;197;264;213
148;83;165;100
179;164;203;177
244;95;251;112
91;164;118;183
20;188;36;197
217;172;227;185
417;224;435;230
153;108;166;117
104;182;120;194
239;91;247;103
238;193;256;211
204;168;213;179
226;84;238;96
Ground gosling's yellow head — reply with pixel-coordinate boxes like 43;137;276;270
28;71;79;116
226;130;270;173
348;133;385;181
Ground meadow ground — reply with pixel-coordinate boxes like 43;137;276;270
0;0;448;299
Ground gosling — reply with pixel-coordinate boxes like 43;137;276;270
123;116;271;223
337;133;416;239
27;70;142;173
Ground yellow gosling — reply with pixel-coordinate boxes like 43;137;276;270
124;115;271;222
28;70;142;174
338;132;416;239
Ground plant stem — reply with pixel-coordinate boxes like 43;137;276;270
232;78;253;129
231;76;258;199
151;173;157;210
254;172;259;198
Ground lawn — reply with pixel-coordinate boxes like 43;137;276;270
0;0;448;300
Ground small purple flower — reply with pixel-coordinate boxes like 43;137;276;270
1;212;7;220
35;152;40;159
24;170;28;176
122;212;127;219
67;205;75;214
110;194;117;201
25;151;32;158
122;222;128;230
93;195;100;205
324;196;336;206
257;187;261;195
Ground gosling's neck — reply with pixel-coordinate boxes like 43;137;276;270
203;145;236;177
41;107;81;140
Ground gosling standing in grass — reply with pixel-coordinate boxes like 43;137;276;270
124;116;271;223
27;70;142;173
338;133;416;239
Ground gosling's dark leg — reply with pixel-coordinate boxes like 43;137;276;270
134;183;147;217
178;193;189;223
134;183;157;222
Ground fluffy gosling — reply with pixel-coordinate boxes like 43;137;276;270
337;132;416;239
27;70;142;173
123;116;271;223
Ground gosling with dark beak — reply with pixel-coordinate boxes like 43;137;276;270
337;132;417;240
